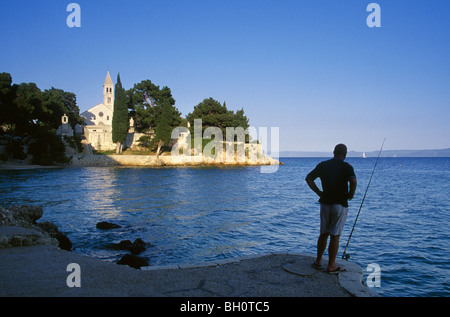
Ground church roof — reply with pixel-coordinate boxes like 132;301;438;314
104;71;113;85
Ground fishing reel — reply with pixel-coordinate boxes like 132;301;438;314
342;253;351;261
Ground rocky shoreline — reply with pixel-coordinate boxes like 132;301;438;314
0;205;155;269
70;153;281;167
0;205;378;297
0;205;72;251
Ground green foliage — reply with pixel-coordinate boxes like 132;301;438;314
64;135;83;153
112;73;129;148
0;72;83;165
6;139;27;160
0;73;83;136
126;79;182;133
186;98;250;140
138;135;152;148
149;100;173;154
0;73;16;131
42;88;83;130
28;128;69;165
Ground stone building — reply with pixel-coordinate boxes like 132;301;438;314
80;71;116;151
56;114;74;138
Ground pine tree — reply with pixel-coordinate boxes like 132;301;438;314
112;73;129;153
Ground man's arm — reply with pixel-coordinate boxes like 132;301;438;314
347;177;357;200
305;176;323;197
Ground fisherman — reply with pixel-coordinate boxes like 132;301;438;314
305;144;357;273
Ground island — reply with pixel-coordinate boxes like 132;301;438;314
0;71;279;168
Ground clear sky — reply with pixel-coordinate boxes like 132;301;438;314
1;0;449;152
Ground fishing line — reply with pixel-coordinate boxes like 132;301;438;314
342;138;386;260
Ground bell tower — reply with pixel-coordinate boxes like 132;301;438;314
103;71;114;111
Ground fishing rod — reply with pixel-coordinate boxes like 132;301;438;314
342;138;386;260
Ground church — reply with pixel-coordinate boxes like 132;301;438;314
80;71;117;151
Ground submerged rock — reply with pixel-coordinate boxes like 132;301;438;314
117;254;149;269
96;221;122;230
112;238;148;254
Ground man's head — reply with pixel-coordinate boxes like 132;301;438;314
333;143;347;160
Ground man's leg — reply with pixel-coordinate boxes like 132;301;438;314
326;204;347;272
315;203;331;266
327;234;341;271
315;233;329;266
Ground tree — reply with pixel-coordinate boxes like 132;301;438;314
0;73;18;132
0;72;82;164
42;88;83;130
13;82;43;136
1;73;83;136
112;73;129;153
152;100;173;156
186;98;249;139
126;79;182;133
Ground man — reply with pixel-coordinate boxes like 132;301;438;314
305;144;357;273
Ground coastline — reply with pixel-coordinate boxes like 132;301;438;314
0;205;379;297
0;153;281;169
69;153;280;167
0;163;66;170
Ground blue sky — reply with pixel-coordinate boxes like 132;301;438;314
1;0;449;152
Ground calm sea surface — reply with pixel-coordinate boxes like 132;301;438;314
0;157;449;297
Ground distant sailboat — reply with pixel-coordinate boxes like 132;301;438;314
363;152;367;159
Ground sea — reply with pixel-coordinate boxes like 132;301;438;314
0;157;449;297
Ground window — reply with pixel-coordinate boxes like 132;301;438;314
99;112;104;117
107;97;111;104
107;116;109;121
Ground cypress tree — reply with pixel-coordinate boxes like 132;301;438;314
152;99;173;156
112;73;129;153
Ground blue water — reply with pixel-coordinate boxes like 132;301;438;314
0;157;449;297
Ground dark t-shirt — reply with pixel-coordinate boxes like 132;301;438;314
307;158;356;207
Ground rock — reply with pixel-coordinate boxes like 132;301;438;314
96;221;121;230
113;239;133;250
0;235;8;247
37;221;59;233
0;205;43;227
9;236;24;247
53;232;72;251
0;205;69;249
38;221;72;251
130;238;146;254
117;254;149;269
112;238;148;254
22;237;33;246
10;205;43;224
35;237;58;246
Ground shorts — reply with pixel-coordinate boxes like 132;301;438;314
320;203;348;236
